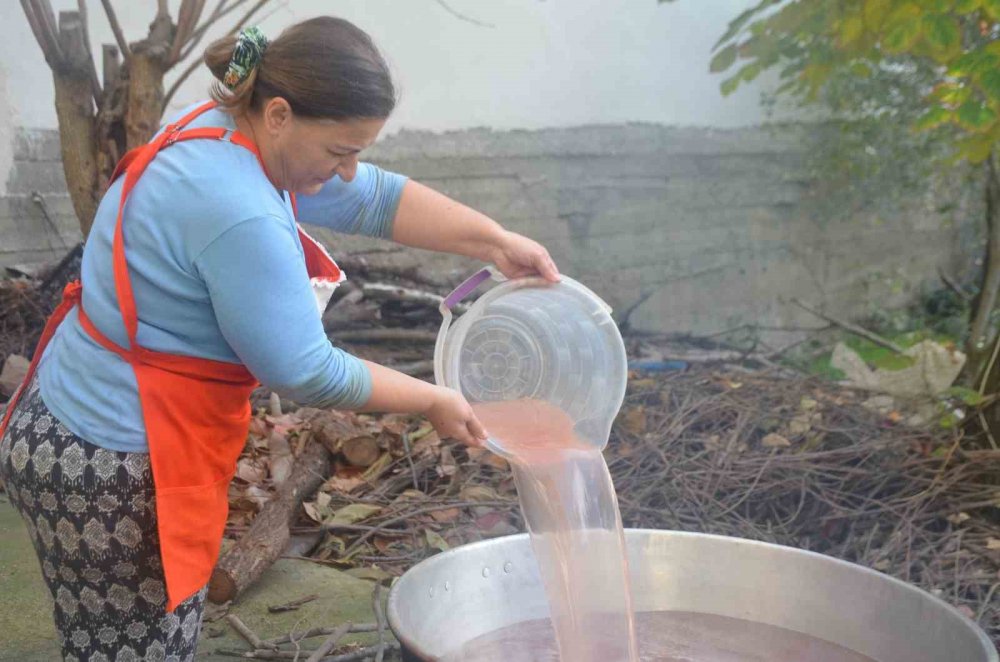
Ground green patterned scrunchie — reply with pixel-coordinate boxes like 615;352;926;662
223;26;269;90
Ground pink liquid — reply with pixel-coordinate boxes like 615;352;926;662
441;611;879;662
472;399;639;662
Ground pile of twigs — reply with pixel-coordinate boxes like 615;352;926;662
215;584;398;661
608;367;1000;645
0;244;81;372
255;364;999;647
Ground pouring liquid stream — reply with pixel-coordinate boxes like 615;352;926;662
471;399;640;662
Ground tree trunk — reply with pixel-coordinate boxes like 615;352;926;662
125;51;167;150
53;78;100;236
53;12;100;236
965;151;1000;384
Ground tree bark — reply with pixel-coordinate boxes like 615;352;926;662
125;51;167;150
53;11;100;236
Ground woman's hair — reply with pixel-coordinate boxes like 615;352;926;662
204;17;396;119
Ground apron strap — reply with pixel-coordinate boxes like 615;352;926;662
104;101;341;351
108;102;262;350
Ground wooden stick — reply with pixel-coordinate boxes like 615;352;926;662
938;268;973;302
339;500;515;558
362;282;467;313
162;0;269;107
304;621;352;662
225;614;273;650
20;0;62;66
98;0;131;60
263;623;378;647
216;643;400;660
267;593;318;613
372;583;387;662
209;443;331;603
790;298;904;354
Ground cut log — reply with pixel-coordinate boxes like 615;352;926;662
362;282;468;314
208;412;363;604
340;435;381;467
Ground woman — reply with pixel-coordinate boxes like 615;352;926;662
0;17;558;662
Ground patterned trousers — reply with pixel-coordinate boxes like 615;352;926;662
0;377;206;662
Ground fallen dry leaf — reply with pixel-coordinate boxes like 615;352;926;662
986;537;1000;550
460;485;501;502
268;431;294;485
235;458;267;484
412;429;442;456
327;503;382;526
361;453;392;481
248;417;269;438
438;446;458;477
425;529;450;552
621;407;648;435
788;412;820;437
429;507;461;523
762;433;792;448
303;499;333;524
322;475;365;493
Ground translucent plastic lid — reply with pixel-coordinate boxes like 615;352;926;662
434;269;627;453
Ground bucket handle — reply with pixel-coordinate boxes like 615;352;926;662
440;267;497;313
434;267;504;387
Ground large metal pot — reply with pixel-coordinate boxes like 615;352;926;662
387;530;997;661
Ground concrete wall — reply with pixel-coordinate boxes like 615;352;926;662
323;123;981;336
0;129;81;268
0;122;980;336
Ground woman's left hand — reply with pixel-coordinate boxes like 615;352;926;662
490;230;561;282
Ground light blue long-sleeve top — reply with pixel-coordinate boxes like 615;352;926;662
35;103;407;453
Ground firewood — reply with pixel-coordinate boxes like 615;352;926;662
208;413;364;604
340;435;381;467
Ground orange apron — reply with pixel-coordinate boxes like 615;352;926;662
0;101;343;611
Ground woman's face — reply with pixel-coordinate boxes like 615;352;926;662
258;98;386;195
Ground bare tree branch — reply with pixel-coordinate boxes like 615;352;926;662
21;0;65;65
180;0;251;62
98;0;131;61
162;0;272;110
169;0;207;65
76;0;103;104
433;0;495;28
35;0;63;48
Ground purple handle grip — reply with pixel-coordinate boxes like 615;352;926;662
443;268;492;310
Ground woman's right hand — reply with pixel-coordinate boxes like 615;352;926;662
423;385;489;447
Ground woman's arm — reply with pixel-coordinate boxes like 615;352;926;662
356;360;487;446
391;180;561;281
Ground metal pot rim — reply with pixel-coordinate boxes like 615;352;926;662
386;528;998;661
